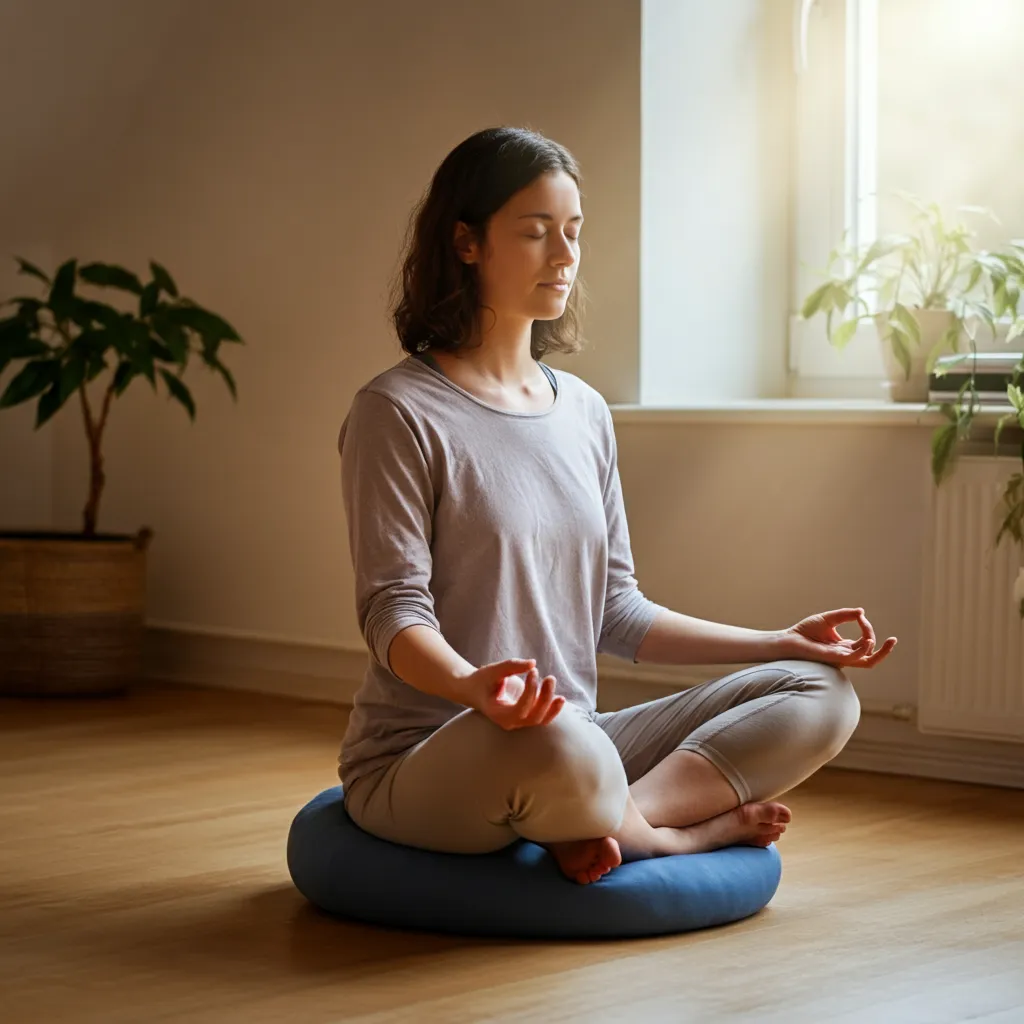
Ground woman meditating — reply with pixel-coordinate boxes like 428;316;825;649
337;126;897;885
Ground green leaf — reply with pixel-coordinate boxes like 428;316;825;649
69;327;114;364
112;361;137;397
85;351;108;382
150;340;175;363
164;303;241;343
35;384;65;428
151;315;189;364
149;261;178;298
0;359;59;410
58;356;87;404
891;332;912;380
14;257;51;285
800;282;832;320
891;303;922;348
830;317;860;350
856;238;904;275
1;294;44;318
160;369;196;420
139;281;160;318
102;315;138;363
125;320;156;387
48;259;78;321
201;350;238;399
0;314;34;347
69;299;122;330
941;323;961;355
0;318;50;375
993;279;1009;319
931;422;959;485
78;262;144;295
34;357;85;427
995;412;1016;447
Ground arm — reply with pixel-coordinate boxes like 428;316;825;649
634;608;785;666
340;390;559;716
387;623;479;705
340;390;473;703
596;402;664;663
595;401;784;667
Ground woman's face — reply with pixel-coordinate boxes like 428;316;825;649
454;169;583;327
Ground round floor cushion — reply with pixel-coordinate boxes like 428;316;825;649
287;786;782;939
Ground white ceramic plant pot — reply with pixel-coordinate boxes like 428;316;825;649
875;309;958;403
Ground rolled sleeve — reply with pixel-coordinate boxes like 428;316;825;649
596;401;665;663
339;389;441;672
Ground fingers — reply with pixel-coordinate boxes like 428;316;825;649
861;636;897;667
504;668;561;728
499;658;535;676
826;606;878;652
846;636;897;668
515;670;558;724
514;667;542;721
487;659;535;700
856;608;877;648
482;659;564;728
539;695;565;725
825;607;862;624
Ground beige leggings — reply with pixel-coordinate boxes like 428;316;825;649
343;659;861;854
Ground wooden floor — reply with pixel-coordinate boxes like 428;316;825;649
1;685;1022;1024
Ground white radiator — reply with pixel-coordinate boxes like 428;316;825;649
919;455;1024;743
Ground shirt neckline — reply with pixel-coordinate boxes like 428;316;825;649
406;354;562;418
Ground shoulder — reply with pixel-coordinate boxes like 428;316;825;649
339;358;430;454
355;357;427;412
545;365;614;431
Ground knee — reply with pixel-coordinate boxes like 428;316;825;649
498;709;628;836
804;663;861;760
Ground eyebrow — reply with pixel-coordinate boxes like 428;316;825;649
517;212;584;222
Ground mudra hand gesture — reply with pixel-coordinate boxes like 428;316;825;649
781;607;897;669
466;658;565;730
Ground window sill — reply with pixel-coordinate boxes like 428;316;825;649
608;399;1016;427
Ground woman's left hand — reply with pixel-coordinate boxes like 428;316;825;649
778;607;897;669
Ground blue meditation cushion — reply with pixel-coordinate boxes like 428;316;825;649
287;786;782;939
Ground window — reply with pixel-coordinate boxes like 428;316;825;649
790;0;1024;397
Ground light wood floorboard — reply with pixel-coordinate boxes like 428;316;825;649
1;684;1022;1023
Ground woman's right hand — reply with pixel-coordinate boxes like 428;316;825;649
468;658;565;730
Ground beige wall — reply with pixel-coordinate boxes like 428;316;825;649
1;0;930;716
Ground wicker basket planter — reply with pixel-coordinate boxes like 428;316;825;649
0;527;153;697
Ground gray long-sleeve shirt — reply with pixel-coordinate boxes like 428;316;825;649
336;354;663;788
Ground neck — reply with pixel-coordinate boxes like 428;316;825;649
456;316;536;386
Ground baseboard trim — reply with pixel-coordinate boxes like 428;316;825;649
145;623;364;706
144;625;1024;790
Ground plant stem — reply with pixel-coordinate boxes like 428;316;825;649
78;380;117;536
55;317;117;537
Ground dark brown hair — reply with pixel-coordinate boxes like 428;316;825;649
390;126;588;360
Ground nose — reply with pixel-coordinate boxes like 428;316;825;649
550;235;576;269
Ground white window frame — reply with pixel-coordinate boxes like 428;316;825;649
789;0;886;387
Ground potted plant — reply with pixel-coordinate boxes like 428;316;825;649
0;257;242;695
798;191;1022;403
800;194;1024;616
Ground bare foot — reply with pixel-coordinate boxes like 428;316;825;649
619;801;792;861
543;835;622;885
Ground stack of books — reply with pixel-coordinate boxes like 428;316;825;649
928;352;1023;406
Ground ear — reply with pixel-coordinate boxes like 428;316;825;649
453;221;479;265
